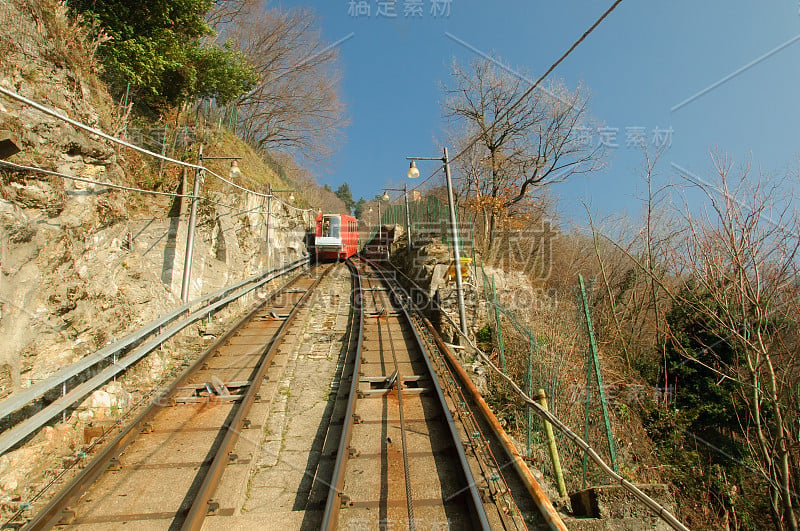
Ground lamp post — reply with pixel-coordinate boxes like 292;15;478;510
382;184;412;249
406;148;468;339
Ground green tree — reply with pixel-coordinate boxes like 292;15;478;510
663;286;742;439
69;0;258;111
334;183;355;214
353;197;366;219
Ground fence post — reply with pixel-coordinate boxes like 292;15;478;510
491;275;506;374
582;339;592;488
181;145;203;302
579;273;618;476
158;123;168;180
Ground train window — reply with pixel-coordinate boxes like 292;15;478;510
323;215;340;238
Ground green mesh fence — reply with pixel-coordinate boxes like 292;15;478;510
475;258;561;459
378;195;472;256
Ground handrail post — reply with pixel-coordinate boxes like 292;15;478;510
181;145;203;302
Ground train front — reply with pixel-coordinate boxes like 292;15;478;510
315;214;346;260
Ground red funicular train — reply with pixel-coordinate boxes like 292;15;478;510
315;213;359;260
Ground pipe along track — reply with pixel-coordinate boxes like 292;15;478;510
21;264;333;530
322;258;553;530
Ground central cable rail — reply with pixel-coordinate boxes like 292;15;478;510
321;257;536;530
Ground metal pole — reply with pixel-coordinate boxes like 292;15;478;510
404;183;412;248
579;274;618;473
265;185;272;269
443;147;469;338
527;335;533;457
180;145;203;302
491;274;506;374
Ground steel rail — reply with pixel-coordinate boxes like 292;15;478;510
405;310;526;529
419;314;568;531
22;264;316;530
364;258;491;530
321;259;364;530
382;259;689;531
181;263;333;530
0;258;309;456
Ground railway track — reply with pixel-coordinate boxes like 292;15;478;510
18;257;562;530
20;263;333;530
322;258;537;530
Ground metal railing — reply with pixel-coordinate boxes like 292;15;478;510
0;257;309;456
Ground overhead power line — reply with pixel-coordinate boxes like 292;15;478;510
0;86;315;214
408;0;624;197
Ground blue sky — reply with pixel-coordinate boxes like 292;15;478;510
274;0;800;225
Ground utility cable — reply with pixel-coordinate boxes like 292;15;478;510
0;86;317;213
407;0;624;197
0;160;192;199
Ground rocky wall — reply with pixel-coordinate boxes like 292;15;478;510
0;0;312;396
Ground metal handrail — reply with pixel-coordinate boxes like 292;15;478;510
0;257;309;456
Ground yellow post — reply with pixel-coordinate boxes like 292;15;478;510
535;389;568;497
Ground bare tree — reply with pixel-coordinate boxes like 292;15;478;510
207;0;259;30
669;154;799;530
221;6;346;158
443;57;604;250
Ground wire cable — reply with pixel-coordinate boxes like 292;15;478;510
0;160;193;199
447;0;623;170
0;86;316;213
0;86;202;170
407;0;624;197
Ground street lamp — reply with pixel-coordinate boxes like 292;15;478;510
229;160;242;179
382;185;413;249
407;160;420;179
367;203;382;231
406;148;468;339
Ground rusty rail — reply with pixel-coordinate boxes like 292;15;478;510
419;314;568;531
321;259;363;530
23;264;327;530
